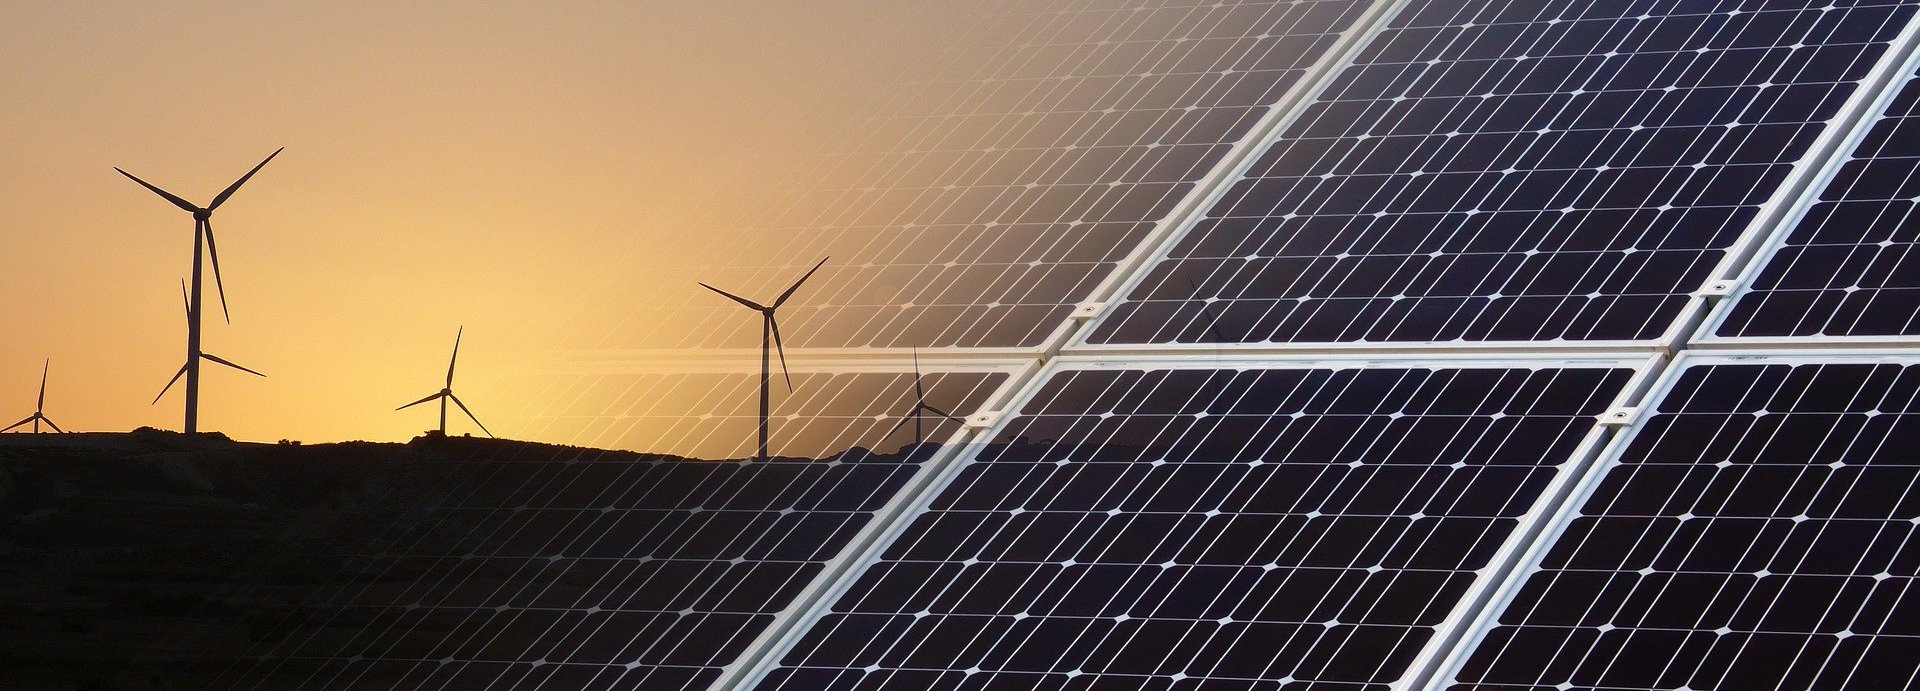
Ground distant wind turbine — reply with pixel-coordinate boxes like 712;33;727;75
699;257;829;461
397;327;493;437
3;360;64;433
883;349;964;448
117;148;283;433
155;280;264;406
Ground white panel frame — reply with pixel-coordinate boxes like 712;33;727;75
1409;348;1920;691
714;352;1661;691
1070;1;1920;360
702;358;1039;691
1691;10;1920;348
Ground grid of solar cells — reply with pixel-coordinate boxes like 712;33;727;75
1090;0;1920;345
756;363;1634;690
603;0;1371;350
189;450;918;691
1450;360;1920;691
512;370;1007;459
1718;67;1920;337
160;372;1005;691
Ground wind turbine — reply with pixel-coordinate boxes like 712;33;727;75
117;148;282;433
699;257;829;461
3;360;64;433
155;280;265;407
397;327;493;438
882;349;964;448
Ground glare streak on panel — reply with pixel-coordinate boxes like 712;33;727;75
755;362;1634;690
1448;359;1920;691
1091;0;1920;346
602;0;1372;350
1718;67;1920;338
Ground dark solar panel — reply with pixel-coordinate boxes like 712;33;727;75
1090;0;1920;345
150;371;1007;691
602;0;1372;349
1717;67;1920;338
1449;359;1920;691
755;362;1636;690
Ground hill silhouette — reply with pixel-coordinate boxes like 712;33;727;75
0;431;930;690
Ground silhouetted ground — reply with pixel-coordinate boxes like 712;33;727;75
0;430;928;691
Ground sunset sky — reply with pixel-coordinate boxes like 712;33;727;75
0;2;961;444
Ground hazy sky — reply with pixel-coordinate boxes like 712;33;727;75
0;1;955;443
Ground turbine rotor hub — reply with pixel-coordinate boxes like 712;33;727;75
193;209;212;220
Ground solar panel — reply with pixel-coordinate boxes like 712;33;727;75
596;0;1376;350
1714;63;1920;339
1087;0;1920;347
1441;355;1920;691
750;358;1643;690
155;368;1013;691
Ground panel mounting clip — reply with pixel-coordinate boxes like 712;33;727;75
1598;406;1641;427
1071;302;1106;321
965;410;1004;430
1694;279;1738;298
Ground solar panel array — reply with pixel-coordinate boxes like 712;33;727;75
1445;358;1920;690
756;362;1640;690
604;0;1374;350
1715;65;1920;338
1088;0;1920;345
176;1;1920;690
159;370;1006;691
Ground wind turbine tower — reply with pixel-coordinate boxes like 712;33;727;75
398;326;493;437
884;349;964;448
116;148;282;433
699;257;829;461
3;360;64;433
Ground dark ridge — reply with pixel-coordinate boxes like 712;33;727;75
0;432;939;690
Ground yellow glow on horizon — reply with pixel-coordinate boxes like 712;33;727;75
0;1;976;445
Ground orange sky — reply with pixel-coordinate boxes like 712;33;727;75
0;1;963;444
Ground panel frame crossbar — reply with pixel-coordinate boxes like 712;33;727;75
1408;348;1920;691
1688;10;1920;349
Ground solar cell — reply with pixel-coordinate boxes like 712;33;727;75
159;369;1010;691
752;359;1641;690
1089;0;1920;346
597;0;1374;350
1715;64;1920;338
1444;356;1920;691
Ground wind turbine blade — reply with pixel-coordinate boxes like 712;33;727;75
923;404;965;423
699;283;766;311
153;363;189;404
769;315;793;391
207;147;283;211
115;168;200;213
40;416;63;433
882;414;912;440
447;326;462;387
203;222;231;323
38;359;48;411
181;279;192;322
396;392;444;410
772;256;830;308
1;416;34;433
201;353;265;377
449;394;493;438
